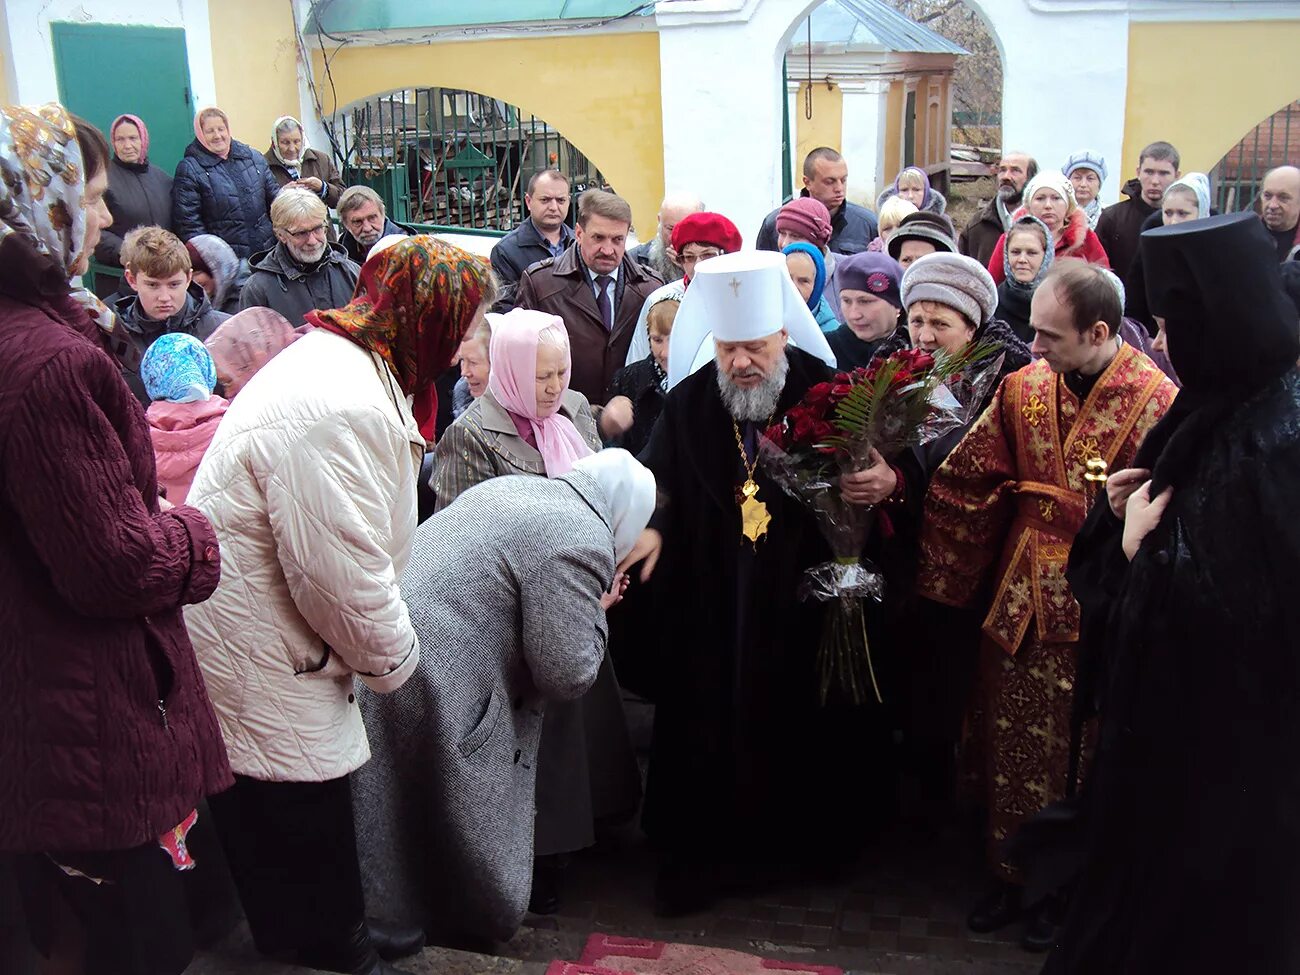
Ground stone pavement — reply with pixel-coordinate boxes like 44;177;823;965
186;813;1040;975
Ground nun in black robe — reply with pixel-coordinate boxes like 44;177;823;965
1046;212;1300;974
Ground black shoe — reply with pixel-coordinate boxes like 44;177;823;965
527;854;562;916
967;881;1023;934
297;919;411;975
1020;894;1065;953
367;917;425;961
653;858;718;918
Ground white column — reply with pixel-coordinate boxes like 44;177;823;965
839;79;890;203
656;0;819;246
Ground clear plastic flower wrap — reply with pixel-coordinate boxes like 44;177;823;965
759;345;1005;704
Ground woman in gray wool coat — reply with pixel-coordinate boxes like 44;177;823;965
351;449;656;947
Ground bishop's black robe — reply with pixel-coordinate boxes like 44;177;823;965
633;348;898;860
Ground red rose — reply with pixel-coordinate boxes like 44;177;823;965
804;382;833;406
812;420;834;442
792;411;817;442
830;382;853;399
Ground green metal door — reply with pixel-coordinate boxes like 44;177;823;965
51;22;194;175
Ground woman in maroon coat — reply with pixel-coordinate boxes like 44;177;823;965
0;106;232;975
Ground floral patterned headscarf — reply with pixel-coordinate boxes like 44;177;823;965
0;104;119;341
308;235;491;441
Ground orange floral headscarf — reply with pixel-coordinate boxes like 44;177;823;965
308;235;491;440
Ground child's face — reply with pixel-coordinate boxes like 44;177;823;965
129;270;192;321
650;329;670;372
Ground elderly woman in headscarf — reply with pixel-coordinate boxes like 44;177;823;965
173;106;280;258
0;105;231;975
877;165;948;216
141;332;230;504
203;304;305;397
354;449;656;947
432;309;642;918
264;115;346;207
95;113;174;284
1053;212;1300;975
184;237;495;975
987;172;1110;285
996;213;1054;343
782;240;840;331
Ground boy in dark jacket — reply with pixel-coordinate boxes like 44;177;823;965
606;289;679;456
116;226;230;404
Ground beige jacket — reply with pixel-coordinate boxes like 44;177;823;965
186;330;423;781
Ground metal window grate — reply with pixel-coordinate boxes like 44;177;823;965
338;88;606;232
1210;101;1300;215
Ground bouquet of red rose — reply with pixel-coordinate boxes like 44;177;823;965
760;344;1002;704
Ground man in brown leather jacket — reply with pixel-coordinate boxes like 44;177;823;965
515;189;663;405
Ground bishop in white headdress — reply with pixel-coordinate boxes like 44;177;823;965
619;250;901;916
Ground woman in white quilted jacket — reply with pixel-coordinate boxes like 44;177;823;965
185;236;496;975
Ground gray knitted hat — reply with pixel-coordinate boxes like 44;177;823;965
900;252;998;325
1063;150;1107;185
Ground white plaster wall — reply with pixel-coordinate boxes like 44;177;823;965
2;0;216;112
839;83;888;203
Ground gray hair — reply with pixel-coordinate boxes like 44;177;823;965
338;185;386;219
270;187;327;230
275;117;304;138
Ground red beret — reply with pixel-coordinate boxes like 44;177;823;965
671;211;742;255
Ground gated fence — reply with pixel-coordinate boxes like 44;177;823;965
1209;100;1300;214
335;88;608;233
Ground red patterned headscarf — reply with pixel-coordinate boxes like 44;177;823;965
308;235;491;441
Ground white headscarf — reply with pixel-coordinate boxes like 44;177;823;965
569;449;656;564
271;115;308;168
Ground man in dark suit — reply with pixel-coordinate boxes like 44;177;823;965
515;189;664;405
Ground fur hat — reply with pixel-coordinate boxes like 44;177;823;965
837;252;903;310
1063;151;1107;185
886;210;956;260
776;197;833;249
900;251;998;326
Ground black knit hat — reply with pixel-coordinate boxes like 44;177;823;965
887;210;957;260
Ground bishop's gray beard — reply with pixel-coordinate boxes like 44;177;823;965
716;354;789;422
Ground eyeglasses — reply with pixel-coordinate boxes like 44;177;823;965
285;223;329;242
680;249;723;266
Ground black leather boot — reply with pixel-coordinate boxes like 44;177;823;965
528;854;562;915
297;919;415;975
367;917;425;961
1020;893;1066;953
967;879;1023;933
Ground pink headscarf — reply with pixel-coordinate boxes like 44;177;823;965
204;307;306;397
194;107;231;160
487;309;592;477
111;114;150;163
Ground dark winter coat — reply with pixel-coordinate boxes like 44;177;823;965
263;147;346;208
0;267;231;854
239;241;360;327
1096;178;1158;285
605;354;666;457
489;218;575;311
514;243;663;405
339;217;413;265
959;196;1009;267
113;284;230;405
632;348;888;857
172;139;279;259
826;322;908;371
756;192;879;256
96;157;174;266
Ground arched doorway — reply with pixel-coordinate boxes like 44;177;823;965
336;87;608;233
1209;100;1300;214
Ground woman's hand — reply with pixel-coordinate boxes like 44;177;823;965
618;528;662;582
599;395;635;440
840;448;897;506
1122;480;1173;561
292;177;324;194
600;572;630;610
1106;467;1150;519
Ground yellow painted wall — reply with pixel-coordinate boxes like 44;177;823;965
1124;20;1300;175
208;0;301;151
884;80;904;178
794;80;844;173
310;33;664;237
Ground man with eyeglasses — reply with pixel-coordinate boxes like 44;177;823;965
240;187;361;326
490;169;576;310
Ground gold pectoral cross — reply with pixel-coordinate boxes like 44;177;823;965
739;478;771;546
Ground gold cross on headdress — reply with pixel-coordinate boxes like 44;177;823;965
728;277;742;297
